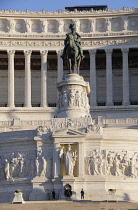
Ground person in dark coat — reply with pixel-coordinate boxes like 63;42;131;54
52;189;55;200
80;189;84;199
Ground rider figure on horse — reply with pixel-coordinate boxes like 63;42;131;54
61;23;85;60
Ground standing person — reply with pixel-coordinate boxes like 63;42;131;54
52;189;55;200
80;189;84;200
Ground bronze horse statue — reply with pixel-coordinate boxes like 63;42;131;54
65;33;82;74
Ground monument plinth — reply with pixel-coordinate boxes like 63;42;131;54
56;73;90;118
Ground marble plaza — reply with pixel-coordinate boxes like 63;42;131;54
0;5;138;203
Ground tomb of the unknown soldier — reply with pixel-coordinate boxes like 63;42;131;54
0;5;138;209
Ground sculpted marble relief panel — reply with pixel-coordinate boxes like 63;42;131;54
0;152;36;180
31;20;41;33
96;19;106;32
128;16;138;31
85;150;138;178
111;18;122;32
47;20;58;33
0;19;8;32
57;88;90;112
37;116;93;135
80;19;89;33
15;20;25;33
0;150;53;181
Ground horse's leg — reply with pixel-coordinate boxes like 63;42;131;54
74;54;77;73
77;56;81;74
69;59;72;74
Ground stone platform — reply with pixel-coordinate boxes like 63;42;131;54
0;201;138;210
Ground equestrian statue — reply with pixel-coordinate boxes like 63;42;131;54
61;23;85;74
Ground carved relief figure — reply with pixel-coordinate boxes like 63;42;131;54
90;19;95;32
124;19;128;30
60;145;77;176
58;20;63;33
73;20;80;32
25;20;31;32
41;157;47;176
41;20;47;32
106;18;111;31
4;159;10;180
75;90;80;107
69;90;75;107
35;157;39;176
63;91;68;107
8;19;15;32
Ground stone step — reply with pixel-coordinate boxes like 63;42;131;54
0;201;138;210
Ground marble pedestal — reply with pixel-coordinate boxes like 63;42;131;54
56;73;90;118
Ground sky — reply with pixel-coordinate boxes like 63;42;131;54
0;0;137;12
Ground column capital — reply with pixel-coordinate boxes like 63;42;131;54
56;50;63;56
121;48;129;53
24;50;32;56
7;50;15;56
40;50;48;57
89;49;96;55
105;49;113;54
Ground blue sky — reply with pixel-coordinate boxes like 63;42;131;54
0;0;137;11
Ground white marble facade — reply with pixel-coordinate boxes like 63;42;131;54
0;6;138;203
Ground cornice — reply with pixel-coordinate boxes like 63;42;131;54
0;30;137;40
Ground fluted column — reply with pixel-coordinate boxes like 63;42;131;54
53;143;60;178
40;50;48;107
24;50;32;107
122;48;130;106
105;49;113;106
57;50;63;82
89;49;97;107
7;50;15;108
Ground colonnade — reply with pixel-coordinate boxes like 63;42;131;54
7;49;63;108
5;48;131;108
89;48;130;107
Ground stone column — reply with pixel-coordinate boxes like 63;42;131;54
122;48;130;106
40;50;48;107
24;50;32;107
53;143;60;178
105;49;113;106
89;49;97;107
7;50;15;108
57;50;63;82
78;142;84;177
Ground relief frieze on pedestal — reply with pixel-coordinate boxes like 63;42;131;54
85;150;138;178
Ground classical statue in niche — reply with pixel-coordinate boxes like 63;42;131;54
61;23;84;73
60;145;77;176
